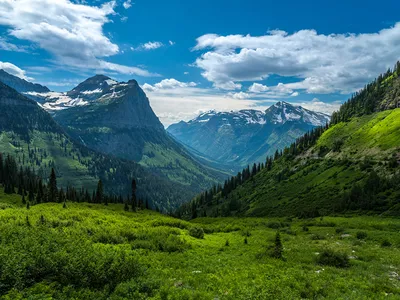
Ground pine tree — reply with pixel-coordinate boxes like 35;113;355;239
22;194;26;204
124;201;129;211
131;179;137;211
48;168;58;202
271;231;283;259
95;180;104;204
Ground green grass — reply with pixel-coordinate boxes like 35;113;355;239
0;191;399;299
317;108;400;159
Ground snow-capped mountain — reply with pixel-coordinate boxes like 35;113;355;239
24;75;133;111
167;102;330;167
265;101;330;126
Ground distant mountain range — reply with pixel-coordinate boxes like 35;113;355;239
167;102;330;167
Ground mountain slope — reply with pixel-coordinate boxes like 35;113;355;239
0;69;49;93
14;74;225;193
178;64;400;218
0;81;201;209
167;102;330;167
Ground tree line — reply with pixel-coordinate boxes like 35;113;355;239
331;61;400;124
0;152;156;212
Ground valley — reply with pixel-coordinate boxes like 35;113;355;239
0;7;399;297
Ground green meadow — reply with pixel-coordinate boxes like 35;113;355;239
0;192;399;299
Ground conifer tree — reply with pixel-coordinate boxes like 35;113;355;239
271;231;283;259
95;180;104;204
48;168;58;202
131;179;137;211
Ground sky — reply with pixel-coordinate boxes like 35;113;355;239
0;0;400;126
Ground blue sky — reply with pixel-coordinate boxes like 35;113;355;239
0;0;400;125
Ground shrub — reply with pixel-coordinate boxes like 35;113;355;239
267;221;282;229
335;228;345;234
381;239;392;247
316;249;350;268
225;240;230;247
302;225;309;232
241;229;252;237
310;234;325;240
189;227;204;239
164;235;189;253
356;231;368;240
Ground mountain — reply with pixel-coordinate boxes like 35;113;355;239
0;81;205;210
167;102;330;168
177;63;400;219
0;69;50;93
19;74;226;193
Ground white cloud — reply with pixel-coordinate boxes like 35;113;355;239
0;0;154;77
0;61;31;80
169;40;175;46
143;78;197;92
214;81;242;90
194;24;400;94
123;0;132;9
298;98;342;115
132;41;164;51
143;41;163;50
184;72;189;75
228;91;250;100
248;83;269;93
0;38;27;52
290;91;299;97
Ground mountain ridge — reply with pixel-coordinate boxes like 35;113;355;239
167;102;330;168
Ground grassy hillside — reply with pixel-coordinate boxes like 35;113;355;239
316;108;400;159
0;192;399;299
185;108;400;218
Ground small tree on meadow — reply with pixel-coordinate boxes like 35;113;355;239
271;231;283;259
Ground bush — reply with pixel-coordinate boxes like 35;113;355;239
381;239;392;247
356;231;368;240
335;228;345;234
163;235;189;253
266;221;282;229
316;249;350;268
310;234;325;240
302;225;309;232
189;227;204;239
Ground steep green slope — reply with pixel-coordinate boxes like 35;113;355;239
317;108;400;159
0;192;399;299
